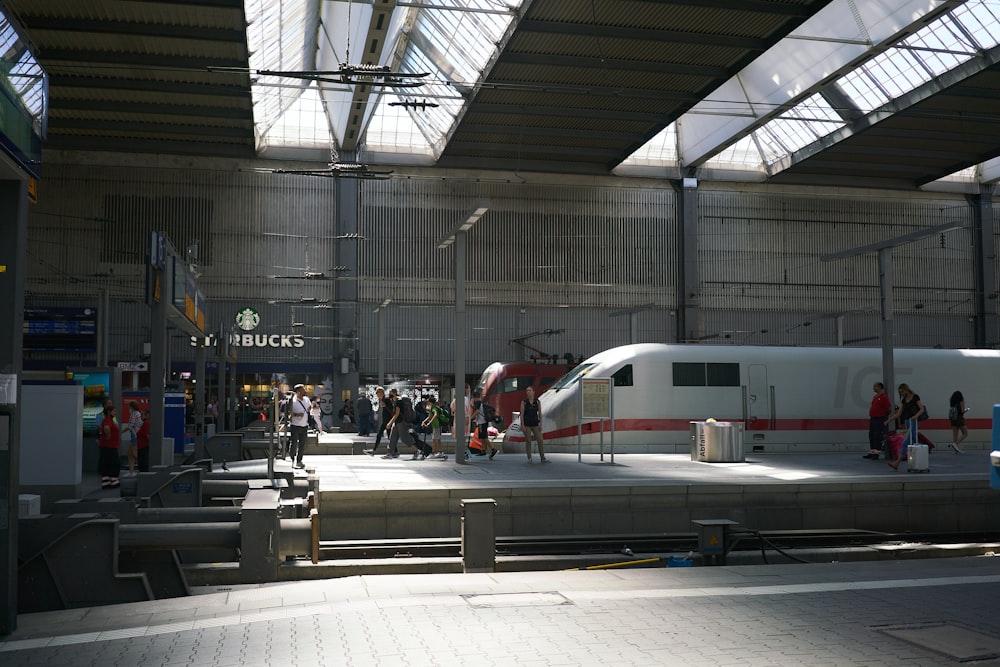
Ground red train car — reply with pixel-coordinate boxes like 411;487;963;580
476;360;575;428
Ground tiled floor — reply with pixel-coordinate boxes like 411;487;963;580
4;557;1000;665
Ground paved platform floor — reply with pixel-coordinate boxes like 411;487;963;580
4;556;1000;666
300;444;993;493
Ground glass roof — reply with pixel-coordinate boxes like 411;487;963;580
245;0;523;163
246;0;1000;184
625;0;1000;182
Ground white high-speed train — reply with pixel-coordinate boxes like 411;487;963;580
506;343;1000;449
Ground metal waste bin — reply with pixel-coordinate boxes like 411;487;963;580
690;421;744;462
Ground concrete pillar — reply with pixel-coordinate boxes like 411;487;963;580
0;176;28;635
461;498;496;573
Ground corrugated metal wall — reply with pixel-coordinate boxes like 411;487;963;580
23;160;994;376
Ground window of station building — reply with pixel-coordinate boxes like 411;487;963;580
500;376;533;393
612;364;633;387
673;362;739;387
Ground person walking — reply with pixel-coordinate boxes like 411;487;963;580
421;396;446;459
521;386;547;463
948;390;967;454
365;387;395;456
886;383;925;471
288;384;311;469
864;382;892;460
98;405;121;489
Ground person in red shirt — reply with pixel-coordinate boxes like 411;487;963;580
136;409;150;473
864;382;893;460
98;406;121;488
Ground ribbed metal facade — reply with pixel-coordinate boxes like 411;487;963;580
22;160;997;378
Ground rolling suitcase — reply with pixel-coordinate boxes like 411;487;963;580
907;443;930;473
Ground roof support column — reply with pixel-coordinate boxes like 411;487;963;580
674;178;701;342
968;186;998;347
0;177;28;636
336;173;360;403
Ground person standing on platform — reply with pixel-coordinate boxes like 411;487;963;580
98;405;121;489
886;383;925;471
864;382;892;460
135;409;150;472
521;386;547;463
125;401;142;475
356;393;374;436
948;390;967;454
309;397;325;434
288;384;311;469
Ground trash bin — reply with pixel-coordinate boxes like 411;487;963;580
690;420;744;462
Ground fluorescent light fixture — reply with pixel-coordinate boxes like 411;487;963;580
438;200;491;249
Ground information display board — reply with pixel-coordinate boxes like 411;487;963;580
581;377;611;418
23;307;97;352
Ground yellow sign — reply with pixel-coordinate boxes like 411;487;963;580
27;177;37;203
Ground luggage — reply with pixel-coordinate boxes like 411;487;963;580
907;443;930;472
885;432;905;460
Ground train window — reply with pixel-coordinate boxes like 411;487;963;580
612;365;633;387
501;376;534;393
707;363;739;387
673;362;706;386
673;362;739;387
551;364;595;390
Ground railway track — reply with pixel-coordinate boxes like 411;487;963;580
317;529;1000;561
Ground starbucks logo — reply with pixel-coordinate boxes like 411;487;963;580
236;307;260;331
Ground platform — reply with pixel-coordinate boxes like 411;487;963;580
5;557;1000;665
288;433;1000;543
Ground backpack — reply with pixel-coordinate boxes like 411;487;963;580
482;402;498;424
437;406;452;426
398;397;416;423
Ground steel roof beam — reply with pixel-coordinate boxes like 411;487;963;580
47;117;253;138
630;0;820;17
25;17;246;44
499;52;728;79
44;134;255;158
40;48;246;71
445;141;623;159
516;19;769;51
49;97;253;120
48;74;250;98
119;0;244;8
468;103;665;123
458;124;639;142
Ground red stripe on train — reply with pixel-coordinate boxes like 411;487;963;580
506;417;990;442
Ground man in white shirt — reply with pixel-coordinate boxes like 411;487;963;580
289;384;311;469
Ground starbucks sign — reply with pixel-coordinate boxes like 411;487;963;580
230;307;305;348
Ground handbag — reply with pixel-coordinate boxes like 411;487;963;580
298;399;318;430
917;407;929;421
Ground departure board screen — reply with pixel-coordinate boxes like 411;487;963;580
23;307;97;352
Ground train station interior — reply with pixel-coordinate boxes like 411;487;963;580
2;0;1000;664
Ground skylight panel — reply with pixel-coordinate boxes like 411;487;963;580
617;123;678;167
702;135;763;170
246;0;314;143
360;1;521;161
752;94;845;165
259;83;332;150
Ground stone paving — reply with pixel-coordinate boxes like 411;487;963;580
4;556;1000;666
